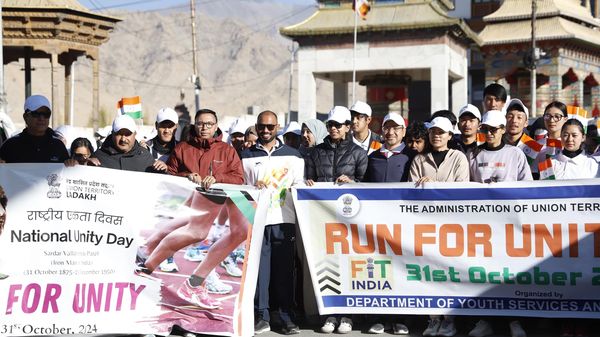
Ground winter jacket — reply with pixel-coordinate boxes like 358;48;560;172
93;135;155;172
0;128;69;163
364;143;412;182
409;148;469;182
166;134;243;184
305;134;368;182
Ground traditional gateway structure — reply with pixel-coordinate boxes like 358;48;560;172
280;0;480;128
282;0;600;123
2;0;120;129
479;0;600;116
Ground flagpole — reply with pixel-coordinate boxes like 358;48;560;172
352;1;358;104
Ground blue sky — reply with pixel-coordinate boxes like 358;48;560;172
79;0;314;12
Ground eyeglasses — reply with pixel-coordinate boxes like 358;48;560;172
28;111;51;119
543;114;565;122
382;125;404;132
195;121;216;129
480;126;501;134
326;121;344;129
256;124;276;131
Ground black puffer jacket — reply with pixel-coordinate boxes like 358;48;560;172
93;135;156;172
305;134;368;182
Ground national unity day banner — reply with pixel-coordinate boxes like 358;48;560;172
293;181;600;318
0;163;267;337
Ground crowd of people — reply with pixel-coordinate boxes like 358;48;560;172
0;82;598;337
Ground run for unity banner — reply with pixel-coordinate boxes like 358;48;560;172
293;181;600;318
0;163;266;336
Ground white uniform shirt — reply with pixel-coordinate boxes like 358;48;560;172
551;151;600;180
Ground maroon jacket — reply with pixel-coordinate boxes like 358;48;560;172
166;134;243;185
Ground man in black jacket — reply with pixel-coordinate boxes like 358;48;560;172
92;115;157;172
0;95;68;163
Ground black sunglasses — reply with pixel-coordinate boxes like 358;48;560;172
28;111;51;119
326;121;344;129
256;124;276;131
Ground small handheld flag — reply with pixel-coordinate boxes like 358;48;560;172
117;96;143;119
517;133;543;165
538;158;556;180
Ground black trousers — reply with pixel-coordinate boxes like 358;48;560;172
254;222;296;323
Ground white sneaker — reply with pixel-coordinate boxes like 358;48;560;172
393;323;409;335
220;256;242;277
184;247;206;262
510;320;526;337
204;270;232;294
337;317;353;334
423;318;441;336
469;320;493;337
159;256;179;272
321;317;337;334
368;323;385;334
437;318;456;337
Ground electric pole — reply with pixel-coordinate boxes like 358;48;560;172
530;0;537;117
190;0;201;113
0;3;8;118
287;41;297;124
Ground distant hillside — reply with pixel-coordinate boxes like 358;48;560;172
4;0;333;129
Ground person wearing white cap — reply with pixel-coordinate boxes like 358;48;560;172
0;94;69;163
409;117;469;186
147;107;179;161
349;100;382;155
469;110;532;184
363;112;411;335
228;117;248;156
364;113;411;184
306;106;368;187
457;104;482;156
282;121;302;150
503;98;529;146
306;106;367;335
91;114;156;172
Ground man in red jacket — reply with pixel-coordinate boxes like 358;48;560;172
139;109;247;310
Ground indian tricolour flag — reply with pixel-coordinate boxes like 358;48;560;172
567;105;589;133
516;133;542;165
117;96;142;119
353;0;370;19
476;132;486;146
538;158;556;180
545;138;562;158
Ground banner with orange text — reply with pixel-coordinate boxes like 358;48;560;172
0;163;266;336
293;181;600;318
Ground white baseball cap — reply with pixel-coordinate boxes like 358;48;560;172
24;95;51;112
382;113;406;128
506;98;529;117
112;114;137;133
425;117;453;133
458;104;482;120
228;118;248;135
327;106;352;124
156;107;179;124
283;121;301;136
349;100;372;117
481;110;507;128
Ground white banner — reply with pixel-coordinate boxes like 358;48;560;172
293;181;600;318
0;163;267;336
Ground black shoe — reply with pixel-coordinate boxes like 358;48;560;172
282;321;300;335
255;320;271;334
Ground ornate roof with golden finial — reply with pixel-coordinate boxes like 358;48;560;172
479;0;600;47
281;0;480;44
